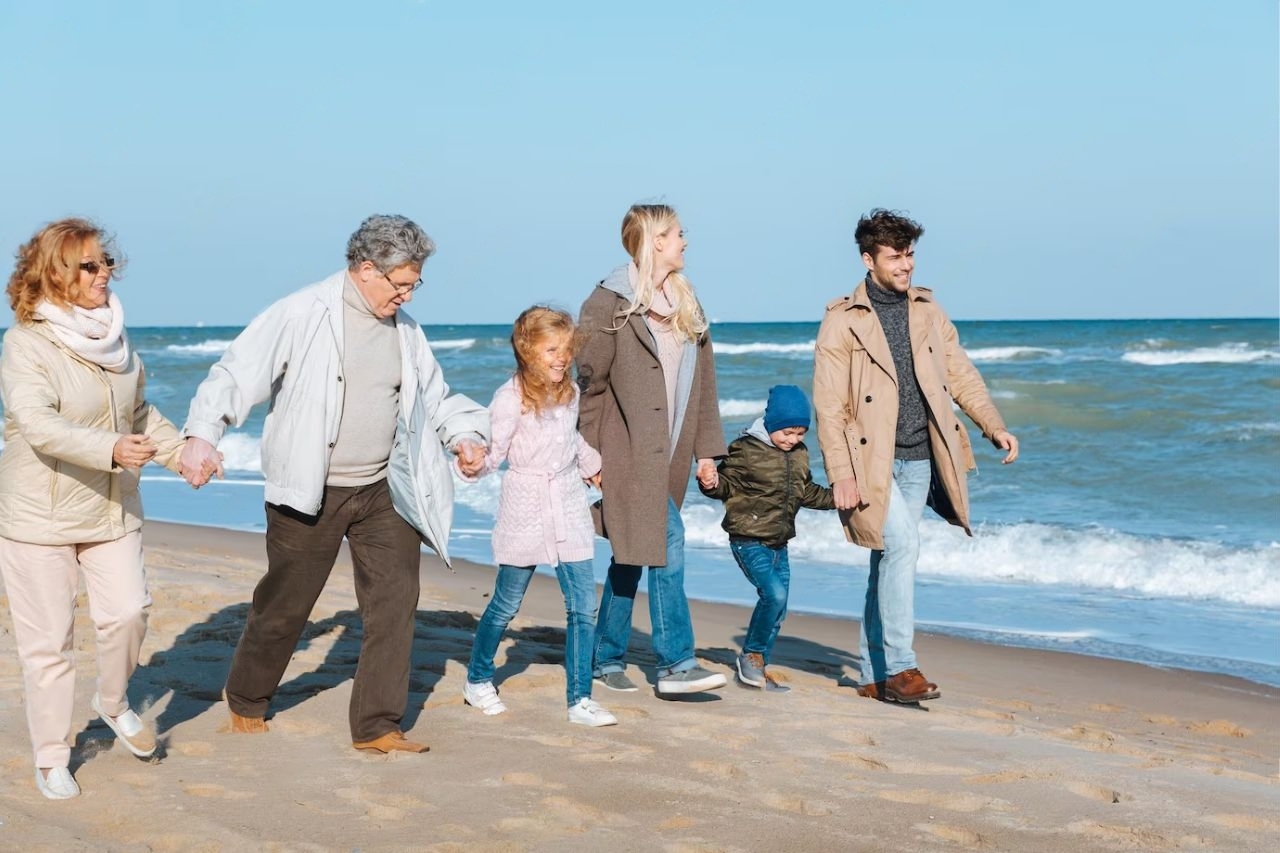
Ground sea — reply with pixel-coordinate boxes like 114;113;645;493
5;319;1277;686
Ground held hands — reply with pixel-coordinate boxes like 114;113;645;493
179;436;225;489
453;439;488;478
991;429;1020;464
584;472;602;489
695;458;718;490
832;477;862;511
113;434;158;469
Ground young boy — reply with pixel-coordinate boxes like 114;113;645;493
700;384;835;690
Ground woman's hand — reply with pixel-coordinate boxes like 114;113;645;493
695;458;718;490
113;434;157;469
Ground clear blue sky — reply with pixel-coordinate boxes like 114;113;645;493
2;1;1276;326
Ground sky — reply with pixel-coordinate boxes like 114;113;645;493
1;1;1276;327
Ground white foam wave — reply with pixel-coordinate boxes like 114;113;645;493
217;432;263;473
165;340;232;356
713;340;815;356
1122;343;1279;365
680;504;1280;608
967;346;1059;362
430;338;476;351
719;399;765;418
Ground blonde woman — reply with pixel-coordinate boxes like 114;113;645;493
575;203;728;695
0;219;190;799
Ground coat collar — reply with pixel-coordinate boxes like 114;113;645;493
842;280;937;387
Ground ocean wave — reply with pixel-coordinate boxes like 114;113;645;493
429;338;476;350
713;341;815;356
216;432;263;473
1122;343;1279;366
967;346;1060;362
165;340;232;356
678;504;1280;608
719;399;765;418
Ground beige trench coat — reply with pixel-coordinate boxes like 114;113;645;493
812;282;1007;549
576;283;726;567
0;323;183;545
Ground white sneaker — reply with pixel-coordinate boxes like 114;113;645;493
567;698;618;727
462;680;507;715
35;767;80;800
657;665;728;695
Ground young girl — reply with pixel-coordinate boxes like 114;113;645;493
462;306;617;727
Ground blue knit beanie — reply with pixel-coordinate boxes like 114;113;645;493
763;384;811;432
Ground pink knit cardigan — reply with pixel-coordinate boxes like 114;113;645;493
478;377;602;566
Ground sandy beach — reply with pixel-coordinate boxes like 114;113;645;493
0;520;1275;852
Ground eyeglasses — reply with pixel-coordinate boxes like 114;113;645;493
79;256;116;275
379;267;423;294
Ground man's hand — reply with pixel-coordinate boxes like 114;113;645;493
991;429;1019;464
453;439;487;478
695;458;718;490
113;434;157;469
832;477;862;511
179;436;224;488
585;472;602;489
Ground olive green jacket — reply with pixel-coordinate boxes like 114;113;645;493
700;424;834;549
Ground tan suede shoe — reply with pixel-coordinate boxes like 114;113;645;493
228;710;269;733
353;730;429;753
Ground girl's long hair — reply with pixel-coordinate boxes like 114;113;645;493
511;305;577;415
615;204;707;342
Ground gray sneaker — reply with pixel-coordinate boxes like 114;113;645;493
657;665;727;695
736;653;766;688
594;671;639;692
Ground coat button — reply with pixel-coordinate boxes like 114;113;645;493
859;437;867;445
865;395;872;403
954;424;960;431
329;442;336;448
338;376;343;383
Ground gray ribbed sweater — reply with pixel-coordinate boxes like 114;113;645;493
865;276;930;461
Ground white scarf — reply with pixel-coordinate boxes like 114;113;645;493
34;291;132;372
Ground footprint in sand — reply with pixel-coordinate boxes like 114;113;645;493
168;740;215;757
964;770;1049;785
1064;780;1126;803
920;823;990;850
182;782;254;799
829;752;889;771
658;816;696;830
497;795;631;833
688;759;745;780
1067;821;1182;849
1209;813;1280;832
758;791;834;816
877;788;1011;814
500;771;564;790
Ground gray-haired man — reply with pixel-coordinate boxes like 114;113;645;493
180;214;488;753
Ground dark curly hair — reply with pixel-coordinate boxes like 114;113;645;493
854;209;924;258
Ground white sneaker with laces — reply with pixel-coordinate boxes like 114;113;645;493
462;680;508;715
567;698;618;727
35;766;80;800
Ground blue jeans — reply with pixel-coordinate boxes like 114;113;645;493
593;498;697;679
467;560;597;706
729;538;790;661
860;459;932;685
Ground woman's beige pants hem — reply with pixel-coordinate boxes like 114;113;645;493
0;531;149;768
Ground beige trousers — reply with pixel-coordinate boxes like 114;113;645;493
0;531;150;768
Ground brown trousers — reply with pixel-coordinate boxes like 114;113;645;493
224;479;423;741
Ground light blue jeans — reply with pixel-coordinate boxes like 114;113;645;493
467;560;597;706
860;459;932;685
593;499;697;679
729;538;790;661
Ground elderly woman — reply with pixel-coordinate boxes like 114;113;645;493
0;219;188;799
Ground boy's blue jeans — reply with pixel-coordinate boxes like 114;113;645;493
593;498;698;679
729;537;790;661
467;560;597;706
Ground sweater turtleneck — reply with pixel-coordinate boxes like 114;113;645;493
865;275;930;460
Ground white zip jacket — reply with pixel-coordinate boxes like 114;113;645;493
183;270;488;565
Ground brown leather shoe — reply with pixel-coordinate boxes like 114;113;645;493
228;710;269;733
353;730;430;754
856;681;885;700
883;668;940;703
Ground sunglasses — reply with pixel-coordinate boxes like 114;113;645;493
79;256;117;275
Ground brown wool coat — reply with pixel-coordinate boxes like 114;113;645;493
576;282;727;567
812;282;1008;550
